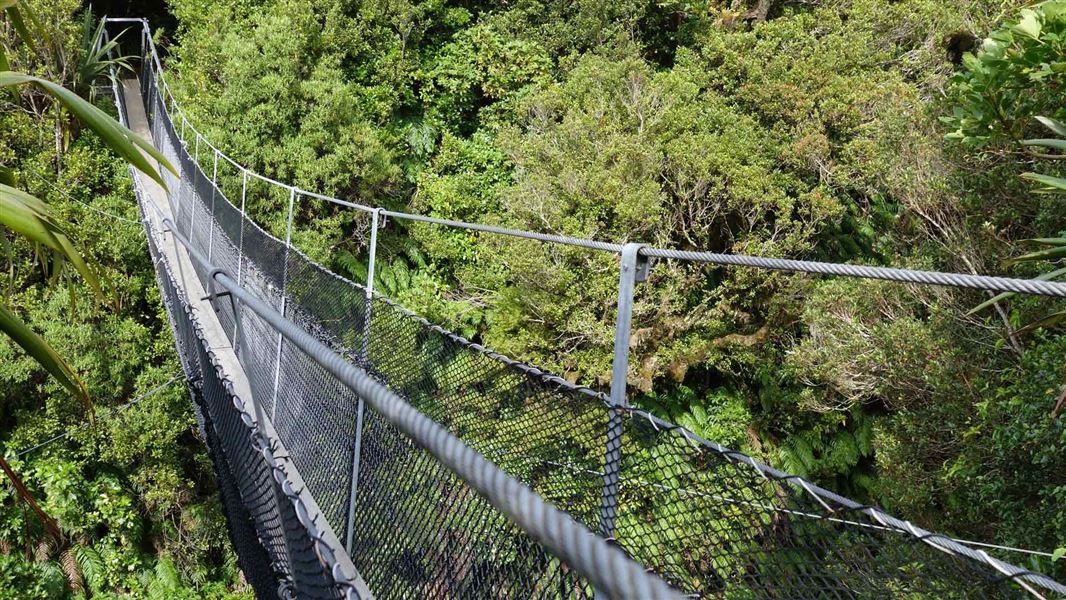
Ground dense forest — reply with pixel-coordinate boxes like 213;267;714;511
0;0;1064;596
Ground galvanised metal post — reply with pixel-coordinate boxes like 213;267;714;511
599;242;649;540
361;208;382;364
208;149;218;262
271;187;297;421
345;207;381;553
234;169;248;341
139;27;148;99
188;132;201;237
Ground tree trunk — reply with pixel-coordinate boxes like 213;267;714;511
747;0;774;23
0;454;62;544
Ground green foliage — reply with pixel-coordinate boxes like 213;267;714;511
948;2;1066;333
0;2;250;596
943;2;1066;147
0;553;61;599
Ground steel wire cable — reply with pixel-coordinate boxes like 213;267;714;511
640;247;1066;297
14;374;184;458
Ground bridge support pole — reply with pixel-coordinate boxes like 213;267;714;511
345;207;382;553
188;132;200;237
270;187;297;421
599;243;649;541
208;149;218;262
233;169;248;342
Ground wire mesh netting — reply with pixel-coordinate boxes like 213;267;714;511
125;25;1066;600
139;205;362;599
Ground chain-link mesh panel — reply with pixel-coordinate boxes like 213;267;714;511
127;29;1066;599
351;404;594;598
141;213;361;599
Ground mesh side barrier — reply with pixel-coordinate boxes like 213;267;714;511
608;411;1024;598
272;310;597;598
360;296;1042;599
271;334;360;531
363;294;608;533
128;35;1066;599
195;390;280;600
145;222;278;598
142;217;359;599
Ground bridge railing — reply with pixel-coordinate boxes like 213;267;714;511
107;17;1066;599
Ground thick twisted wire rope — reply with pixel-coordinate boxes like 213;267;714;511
23;166;143;225
158;217;683;600
640;248;1066;297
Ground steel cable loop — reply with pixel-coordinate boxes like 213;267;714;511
159;218;682;600
640;247;1066;297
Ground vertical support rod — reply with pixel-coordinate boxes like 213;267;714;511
139;27;148;100
598;242;648;540
345;208;381;553
270;187;297;421
360;208;381;363
208;149;218;262
188;133;201;237
234;169;248;342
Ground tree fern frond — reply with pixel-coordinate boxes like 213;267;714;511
60;547;84;594
72;544;104;592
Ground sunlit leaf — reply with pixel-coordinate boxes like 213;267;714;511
1021;172;1066;192
1022;138;1066;151
0;184;102;299
1017;309;1066;333
1022;237;1066;247
1036;115;1066;137
1004;245;1066;266
1013;9;1042;39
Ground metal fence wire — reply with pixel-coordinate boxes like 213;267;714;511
140;213;361;599
111;16;1066;600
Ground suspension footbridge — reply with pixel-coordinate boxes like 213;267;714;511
102;18;1066;599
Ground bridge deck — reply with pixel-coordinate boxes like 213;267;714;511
121;78;367;594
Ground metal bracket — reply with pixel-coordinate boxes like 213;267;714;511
634;250;652;283
200;290;231;302
598;242;649;542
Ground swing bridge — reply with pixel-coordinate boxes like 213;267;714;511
99;17;1066;599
